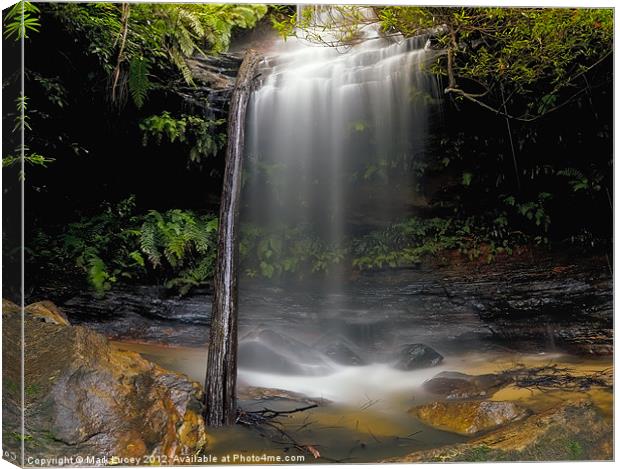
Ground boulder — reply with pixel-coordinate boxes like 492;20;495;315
393;343;443;370
389;400;611;462
2;312;208;463
413;400;529;435
2;298;20;313
3;298;70;325
423;371;512;399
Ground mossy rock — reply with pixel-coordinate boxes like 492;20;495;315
387;399;612;462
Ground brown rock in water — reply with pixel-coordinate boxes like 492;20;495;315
3;298;70;325
2;312;208;462
414;400;529;435
389;400;612;462
423;371;512;399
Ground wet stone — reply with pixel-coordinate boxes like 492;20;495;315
423;371;512;399
393;343;443;370
413;400;529;435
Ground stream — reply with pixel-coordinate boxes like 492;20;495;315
53;253;612;462
113;340;612;463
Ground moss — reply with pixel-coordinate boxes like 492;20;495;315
11;431;33;442
25;383;41;397
567;441;584;460
457;445;506;462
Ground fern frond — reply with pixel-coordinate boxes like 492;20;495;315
139;220;161;266
128;56;151;108
170;48;194;84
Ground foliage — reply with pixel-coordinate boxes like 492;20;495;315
377;7;613;121
272;5;379;50
2;96;55;172
351;218;455;269
128;56;151;108
139;209;219;294
51;196;145;295
240;224;345;279
276;6;612;121
31;199;607;295
46;3;267;107
351;214;530;268
3;1;40;40
30;198;219;296
140;112;226;164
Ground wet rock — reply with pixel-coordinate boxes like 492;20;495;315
323;342;366;366
393;343;443;370
390;400;611;462
3;299;70;325
59;286;211;346
413;400;529;435
26;301;71;325
238;341;305;375
182;53;241;118
237;386;331;406
2;312;208;462
423;371;512;399
62;285;212;325
2;298;20;313
441;257;613;356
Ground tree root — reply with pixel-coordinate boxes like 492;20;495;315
236;404;349;462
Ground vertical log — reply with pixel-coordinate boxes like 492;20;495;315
204;49;260;427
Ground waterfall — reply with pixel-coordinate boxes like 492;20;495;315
236;10;449;403
243;9;441;256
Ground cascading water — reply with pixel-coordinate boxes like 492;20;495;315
244;10;441;242
238;7;444;403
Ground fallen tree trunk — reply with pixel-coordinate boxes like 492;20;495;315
204;49;260;427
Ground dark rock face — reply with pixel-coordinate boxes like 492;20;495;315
182;53;242;119
59;286;211;346
2;308;208;462
423;371;512;399
388;400;612;462
393;344;443;370
439;257;613;355
413;400;529;435
51;253;611;357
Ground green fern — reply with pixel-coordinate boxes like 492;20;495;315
138;210;219;293
128;56;151;108
139;218;160;266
